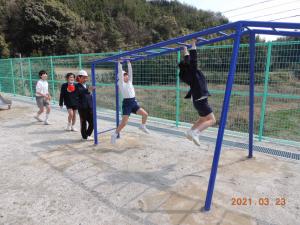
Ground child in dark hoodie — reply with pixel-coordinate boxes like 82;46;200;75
178;39;216;146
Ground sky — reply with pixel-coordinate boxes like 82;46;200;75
178;0;300;40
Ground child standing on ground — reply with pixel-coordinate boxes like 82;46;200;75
111;60;149;144
178;39;216;146
76;70;95;141
34;70;51;125
59;73;79;131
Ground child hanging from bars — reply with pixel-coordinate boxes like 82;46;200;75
111;60;149;144
178;39;216;146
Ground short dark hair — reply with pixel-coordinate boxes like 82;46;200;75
39;70;47;78
65;73;75;80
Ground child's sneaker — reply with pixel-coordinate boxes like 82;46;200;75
65;123;72;131
44;120;51;125
139;124;150;134
110;132;118;144
185;129;193;141
71;126;78;132
34;115;43;122
191;130;201;146
87;136;94;141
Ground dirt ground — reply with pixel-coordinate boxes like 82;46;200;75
0;98;299;225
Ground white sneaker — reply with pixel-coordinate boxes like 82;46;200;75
191;130;201;146
65;124;72;131
111;133;118;144
87;136;94;141
34;115;43;122
44;120;51;125
71;126;78;132
185;129;193;141
139;125;150;134
81;138;87;141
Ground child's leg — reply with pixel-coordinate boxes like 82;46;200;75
136;108;148;124
34;106;44;122
192;113;216;132
116;115;129;134
72;109;77;125
86;108;94;137
111;115;129;144
37;106;44;116
45;105;51;123
67;109;73;124
78;109;88;139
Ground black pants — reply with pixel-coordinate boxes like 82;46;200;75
78;108;94;139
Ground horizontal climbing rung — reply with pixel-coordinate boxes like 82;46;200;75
160;47;176;50
130;54;146;57
218;31;229;36
197;37;208;41
176;42;191;47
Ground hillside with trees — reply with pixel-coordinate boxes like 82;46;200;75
0;0;229;57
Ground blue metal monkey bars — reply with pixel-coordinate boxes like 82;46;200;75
90;21;300;211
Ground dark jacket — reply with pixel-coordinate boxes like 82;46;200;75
179;49;210;100
59;82;79;107
76;83;93;109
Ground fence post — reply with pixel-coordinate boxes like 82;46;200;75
79;54;82;69
10;59;16;96
175;50;181;127
28;58;34;99
258;42;272;141
49;56;56;102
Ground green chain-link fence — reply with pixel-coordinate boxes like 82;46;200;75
0;41;299;144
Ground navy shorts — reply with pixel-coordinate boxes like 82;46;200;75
193;98;213;117
122;98;140;116
66;105;78;110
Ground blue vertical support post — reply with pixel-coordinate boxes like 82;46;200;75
248;32;255;158
115;62;120;138
204;24;243;211
91;63;98;144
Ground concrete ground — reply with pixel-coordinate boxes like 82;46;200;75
0;98;299;225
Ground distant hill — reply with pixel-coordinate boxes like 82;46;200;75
0;0;229;57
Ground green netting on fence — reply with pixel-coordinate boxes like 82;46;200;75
0;41;299;143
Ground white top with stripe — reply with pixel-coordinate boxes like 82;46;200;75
118;61;135;99
36;79;49;96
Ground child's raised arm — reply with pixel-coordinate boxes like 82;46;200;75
127;61;133;82
190;39;197;71
118;60;124;85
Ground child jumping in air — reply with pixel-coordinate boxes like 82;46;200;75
59;73;79;131
34;70;51;125
178;39;216;146
111;60;149;144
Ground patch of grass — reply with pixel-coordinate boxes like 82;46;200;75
264;108;300;141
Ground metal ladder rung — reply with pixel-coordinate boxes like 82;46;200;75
160;47;176;50
197;37;208;41
218;31;228;36
130;54;146;57
176;42;191;47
